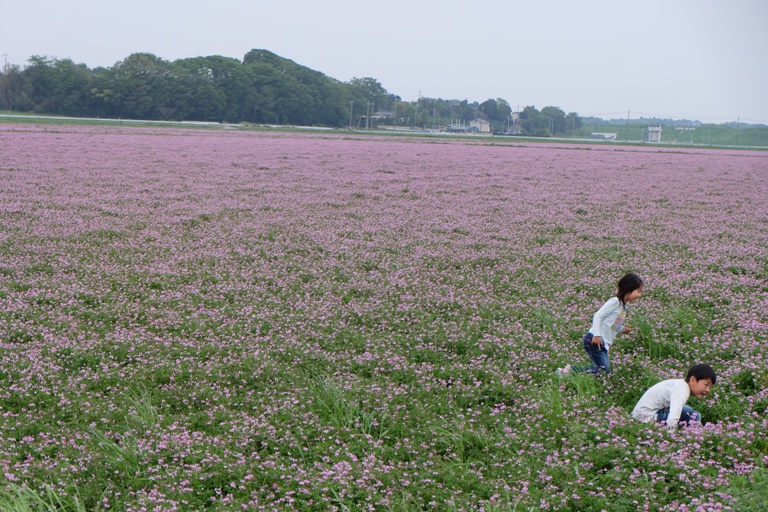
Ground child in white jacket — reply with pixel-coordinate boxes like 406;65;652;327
632;363;716;427
559;273;643;375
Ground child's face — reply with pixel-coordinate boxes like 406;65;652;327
688;377;714;399
625;286;642;304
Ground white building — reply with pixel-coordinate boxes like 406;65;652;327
470;119;491;134
648;124;662;143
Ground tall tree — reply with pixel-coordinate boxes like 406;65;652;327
23;56;93;115
496;98;512;129
347;77;391;113
480;98;514;132
0;63;25;112
520;105;549;136
457;100;477;123
243;49;347;126
172;56;235;121
107;53;173;119
541;106;566;135
566;111;583;132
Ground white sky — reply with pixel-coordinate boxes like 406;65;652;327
3;0;767;122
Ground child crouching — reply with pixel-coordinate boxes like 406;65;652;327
632;363;716;428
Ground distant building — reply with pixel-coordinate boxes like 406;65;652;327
503;112;522;134
648;124;662;143
447;119;470;133
591;132;617;140
470;119;491;134
372;111;394;120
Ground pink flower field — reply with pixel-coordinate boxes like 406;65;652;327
0;123;767;511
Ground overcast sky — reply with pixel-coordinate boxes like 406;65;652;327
3;0;767;122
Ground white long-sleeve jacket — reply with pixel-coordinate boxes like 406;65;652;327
632;379;691;428
588;297;627;351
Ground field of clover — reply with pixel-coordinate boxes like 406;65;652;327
0;122;767;511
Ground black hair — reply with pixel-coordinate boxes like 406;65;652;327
685;363;717;384
616;273;644;307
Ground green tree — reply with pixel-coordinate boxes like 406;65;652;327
345;77;396;126
105;53;174;119
566;111;583;132
23;56;56;112
457;99;477;123
89;67;118;118
201;56;257;122
347;77;391;114
241;60;286;123
520;105;550;136
24;56;94;115
243;49;347;126
412;97;433;128
496;98;512;132
0;63;26;112
172;56;235;121
541;106;566;135
432;99;460;127
480;98;513;133
288;65;347;126
479;98;498;122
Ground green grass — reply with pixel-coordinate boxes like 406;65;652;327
0;484;88;512
731;469;768;511
309;379;390;440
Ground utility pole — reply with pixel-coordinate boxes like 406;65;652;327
393;103;397;130
735;117;740;146
1;54;6;115
625;110;630;141
349;101;353;129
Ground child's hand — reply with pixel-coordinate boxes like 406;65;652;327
592;336;603;349
622;327;632;335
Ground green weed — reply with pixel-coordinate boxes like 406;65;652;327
731;469;768;511
125;386;160;430
0;483;88;512
632;314;681;360
310;379;390;440
89;429;142;477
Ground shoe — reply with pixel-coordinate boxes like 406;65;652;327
556;365;571;377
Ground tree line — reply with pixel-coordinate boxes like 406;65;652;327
0;49;579;135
